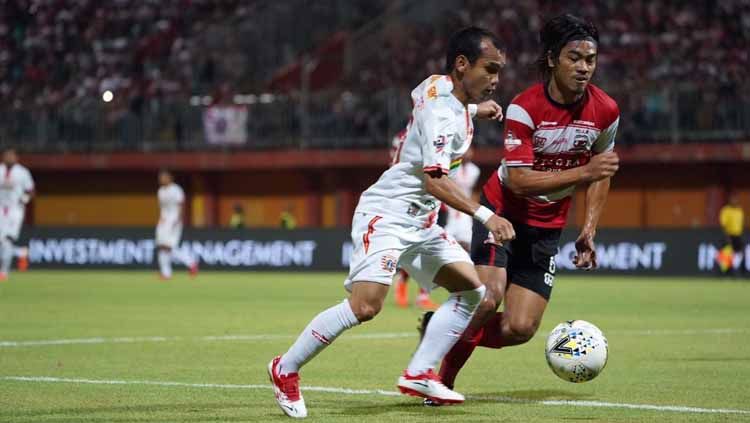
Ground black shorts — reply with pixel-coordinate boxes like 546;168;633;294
471;194;561;300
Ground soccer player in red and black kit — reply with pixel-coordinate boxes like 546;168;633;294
422;14;621;402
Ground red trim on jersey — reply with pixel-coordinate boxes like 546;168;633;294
363;215;382;254
423;211;437;228
423;165;449;175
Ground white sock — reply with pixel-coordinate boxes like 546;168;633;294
407;285;486;375
158;250;172;277
172;248;195;267
0;239;13;274
278;299;360;375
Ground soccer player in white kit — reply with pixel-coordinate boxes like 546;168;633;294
443;146;481;251
156;170;198;279
0;149;34;281
268;27;515;418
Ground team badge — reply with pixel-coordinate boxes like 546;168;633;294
504;130;522;151
380;254;398;272
433;135;447;153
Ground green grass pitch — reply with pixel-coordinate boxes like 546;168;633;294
1;270;749;422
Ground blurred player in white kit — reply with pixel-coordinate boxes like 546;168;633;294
156;170;198;279
443;146;481;251
0;149;33;281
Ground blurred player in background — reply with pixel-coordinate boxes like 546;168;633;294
426;14;621;401
156;170;198;280
268;27;515;418
0;149;34;281
390;130;439;310
718;191;745;275
443;146;481;251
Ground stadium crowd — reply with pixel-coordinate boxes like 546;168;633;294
1;0;748;150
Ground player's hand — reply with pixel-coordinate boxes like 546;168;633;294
583;152;619;182
573;230;597;270
476;100;503;121
483;214;515;245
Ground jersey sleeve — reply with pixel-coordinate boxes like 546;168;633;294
416;105;456;175
502;104;535;167
23;169;34;193
593;116;619;154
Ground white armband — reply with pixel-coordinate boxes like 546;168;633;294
473;205;494;224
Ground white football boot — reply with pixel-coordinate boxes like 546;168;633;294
268;356;308;418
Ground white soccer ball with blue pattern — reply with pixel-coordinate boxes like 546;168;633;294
545;320;608;383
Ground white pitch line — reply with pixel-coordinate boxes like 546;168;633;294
1;376;747;416
1;328;745;349
0;332;415;348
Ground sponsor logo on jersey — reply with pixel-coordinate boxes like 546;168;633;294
533;153;591;171
433;134;447;152
573;119;596;126
427;85;438;100
533;135;547;148
380;254;398;272
540;121;558;126
504;130;522;151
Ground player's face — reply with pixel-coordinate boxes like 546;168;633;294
551;40;597;96
461;38;505;102
3;150;17;165
159;172;171;186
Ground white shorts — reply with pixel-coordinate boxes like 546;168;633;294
0;207;24;240
344;212;472;292
444;209;473;246
156;221;182;248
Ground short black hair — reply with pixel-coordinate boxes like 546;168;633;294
445;26;502;73
536;14;599;79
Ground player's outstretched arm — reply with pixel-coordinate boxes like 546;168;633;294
506;151;619;196
473;100;504;121
425;172;514;242
573;177;611;270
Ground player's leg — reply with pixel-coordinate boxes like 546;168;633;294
398;233;486;403
478;226;558;347
393;268;409;308
270;212;400;418
437;264;506;389
435;209;509;389
157;246;172;279
0;236;12;280
478;283;548;347
270;281;388;418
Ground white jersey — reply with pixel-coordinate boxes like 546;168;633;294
0;163;34;212
453;161;480;198
158;183;185;225
358;75;476;228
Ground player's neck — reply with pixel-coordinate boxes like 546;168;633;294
547;78;583;105
449;75;470;106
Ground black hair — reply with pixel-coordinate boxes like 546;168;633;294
536;14;599;79
445;26;503;73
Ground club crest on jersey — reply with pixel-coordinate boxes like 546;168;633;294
380;254;398;272
505;130;522;152
533;135;546;149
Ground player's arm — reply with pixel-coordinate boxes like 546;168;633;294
419;106;514;242
573;116;620;270
424;172;514;242
506;153;619;196
572;177;610;270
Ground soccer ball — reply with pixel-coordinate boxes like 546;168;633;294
545;320;608;383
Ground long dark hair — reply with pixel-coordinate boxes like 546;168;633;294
536;14;599;80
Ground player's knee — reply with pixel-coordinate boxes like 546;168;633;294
350;300;382;322
507;319;539;344
475;294;497;321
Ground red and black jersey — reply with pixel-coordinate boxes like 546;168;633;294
484;83;619;228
